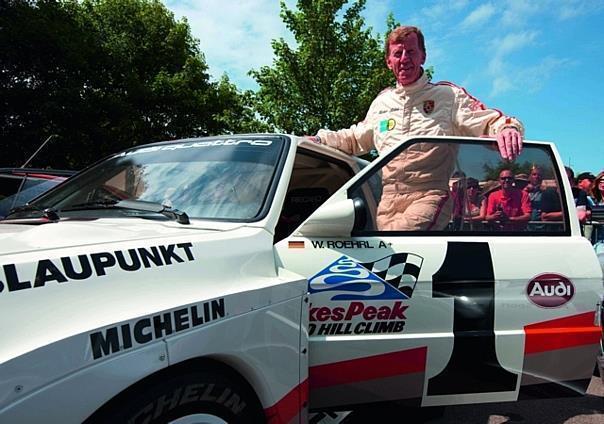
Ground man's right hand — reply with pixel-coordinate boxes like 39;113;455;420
304;135;322;144
496;127;523;161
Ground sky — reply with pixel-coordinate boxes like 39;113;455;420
164;0;604;175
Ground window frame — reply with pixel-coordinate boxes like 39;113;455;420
347;137;571;237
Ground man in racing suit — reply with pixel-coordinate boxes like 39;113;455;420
312;26;524;231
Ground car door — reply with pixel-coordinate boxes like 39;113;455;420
274;136;602;411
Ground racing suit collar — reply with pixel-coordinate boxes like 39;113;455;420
395;72;429;95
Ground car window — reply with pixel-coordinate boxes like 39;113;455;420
274;150;355;242
0;175;23;199
349;139;568;236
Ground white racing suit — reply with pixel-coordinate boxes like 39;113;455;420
317;73;524;230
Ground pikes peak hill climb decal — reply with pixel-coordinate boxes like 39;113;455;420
307;254;423;337
308;253;423;300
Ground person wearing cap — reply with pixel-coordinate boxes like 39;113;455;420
308;25;524;231
577;172;596;194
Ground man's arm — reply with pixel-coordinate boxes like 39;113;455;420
470;198;487;221
541;211;563;221
485;193;503;222
452;85;524;160
307;98;377;155
507;191;531;223
314;121;375;156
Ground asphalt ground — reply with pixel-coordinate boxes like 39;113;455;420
429;377;604;424
332;377;603;424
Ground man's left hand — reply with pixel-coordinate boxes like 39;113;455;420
496;128;523;161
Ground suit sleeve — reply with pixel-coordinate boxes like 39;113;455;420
316;104;376;156
453;86;525;137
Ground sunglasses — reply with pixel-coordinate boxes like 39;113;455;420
500;177;514;181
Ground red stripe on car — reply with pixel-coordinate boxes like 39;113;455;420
524;311;601;355
265;379;308;424
309;346;427;389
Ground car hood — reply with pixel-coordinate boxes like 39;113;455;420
0;218;238;256
0;220;307;409
0;220;298;359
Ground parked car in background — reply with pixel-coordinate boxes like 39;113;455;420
0;168;75;219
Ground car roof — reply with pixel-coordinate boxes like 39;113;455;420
116;133;370;169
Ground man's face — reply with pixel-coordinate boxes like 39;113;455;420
386;32;426;86
499;170;514;191
529;168;542;187
578;178;593;192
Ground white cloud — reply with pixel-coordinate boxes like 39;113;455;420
451;0;470;10
361;0;394;33
500;0;604;25
489;56;571;96
500;0;542;26
164;0;295;89
163;0;395;90
487;31;539;96
493;31;538;56
557;0;604;20
520;57;573;90
461;3;496;28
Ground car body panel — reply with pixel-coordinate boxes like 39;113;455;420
0;134;601;422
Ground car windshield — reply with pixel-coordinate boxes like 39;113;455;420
0;179;64;219
20;137;287;222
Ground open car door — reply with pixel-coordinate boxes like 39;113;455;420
275;136;602;412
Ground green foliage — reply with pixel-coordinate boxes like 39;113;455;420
250;0;395;135
0;0;264;168
425;66;434;82
483;160;554;181
212;75;273;134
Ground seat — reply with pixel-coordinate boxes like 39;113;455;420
274;187;330;242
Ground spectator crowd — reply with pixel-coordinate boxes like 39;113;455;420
450;166;604;245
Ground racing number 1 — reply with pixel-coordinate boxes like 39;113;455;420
427;242;518;395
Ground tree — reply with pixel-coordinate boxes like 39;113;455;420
212;75;273;134
0;0;265;169
483;160;554;181
250;0;395;135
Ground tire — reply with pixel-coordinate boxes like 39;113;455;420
87;369;265;424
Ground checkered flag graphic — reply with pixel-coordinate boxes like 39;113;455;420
359;253;423;297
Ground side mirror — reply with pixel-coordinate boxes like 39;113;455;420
296;198;367;237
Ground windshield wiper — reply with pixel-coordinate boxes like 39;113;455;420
62;200;118;210
115;200;190;224
62;199;190;225
6;204;60;221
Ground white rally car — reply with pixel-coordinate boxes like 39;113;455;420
0;134;602;423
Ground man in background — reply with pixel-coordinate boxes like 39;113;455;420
486;169;531;231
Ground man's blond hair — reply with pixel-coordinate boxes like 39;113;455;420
385;26;426;58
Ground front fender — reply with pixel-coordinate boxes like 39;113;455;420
0;280;307;423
